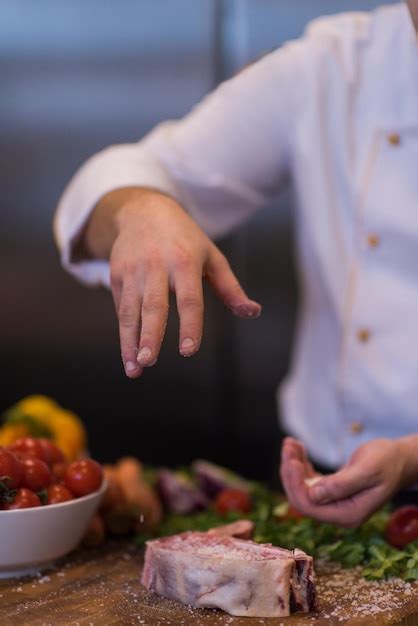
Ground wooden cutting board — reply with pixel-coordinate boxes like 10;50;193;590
0;541;417;626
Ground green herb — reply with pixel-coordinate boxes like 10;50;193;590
142;466;158;487
135;471;418;581
134;533;153;549
0;476;17;504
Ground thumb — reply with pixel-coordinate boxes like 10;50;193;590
205;248;262;319
308;465;373;505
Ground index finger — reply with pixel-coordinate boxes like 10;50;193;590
281;437;317;479
205;248;262;319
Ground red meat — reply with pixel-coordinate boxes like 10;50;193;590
141;525;316;617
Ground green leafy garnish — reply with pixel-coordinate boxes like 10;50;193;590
0;477;17;503
135;469;418;581
37;488;48;505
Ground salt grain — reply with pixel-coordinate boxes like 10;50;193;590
38;575;50;584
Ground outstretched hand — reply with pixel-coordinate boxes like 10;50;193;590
280;436;416;527
83;188;262;378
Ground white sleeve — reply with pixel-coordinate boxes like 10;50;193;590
53;39;305;288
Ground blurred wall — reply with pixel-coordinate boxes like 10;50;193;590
0;0;398;481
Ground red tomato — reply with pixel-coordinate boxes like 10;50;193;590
385;506;418;548
52;462;69;483
46;484;74;505
21;458;51;491
64;459;103;497
285;505;305;521
0;447;23;489
214;488;252;516
3;488;41;509
38;439;65;465
10;437;47;463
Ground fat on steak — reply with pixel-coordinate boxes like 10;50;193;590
207;519;255;540
141;524;316;617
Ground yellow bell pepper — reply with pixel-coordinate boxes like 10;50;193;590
0;423;29;447
17;395;58;417
0;395;87;461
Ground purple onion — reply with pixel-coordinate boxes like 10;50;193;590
157;468;209;514
191;460;250;498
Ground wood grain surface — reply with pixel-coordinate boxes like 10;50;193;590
0;542;418;626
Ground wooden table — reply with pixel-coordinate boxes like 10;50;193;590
1;541;418;626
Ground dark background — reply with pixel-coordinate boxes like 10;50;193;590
0;0;397;484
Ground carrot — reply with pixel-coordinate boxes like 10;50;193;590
99;464;135;535
100;465;126;512
103;504;136;535
114;457;162;531
82;513;106;548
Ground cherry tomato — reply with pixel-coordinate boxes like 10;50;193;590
38;439;65;465
285;505;305;521
51;462;69;483
214;488;252;516
385;505;418;548
0;447;23;489
3;488;41;509
64;459;103;497
10;437;47;463
21;458;51;491
46;484;74;505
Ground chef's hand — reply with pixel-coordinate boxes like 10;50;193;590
280;436;418;528
78;187;261;378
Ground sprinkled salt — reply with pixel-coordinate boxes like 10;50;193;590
38;575;51;584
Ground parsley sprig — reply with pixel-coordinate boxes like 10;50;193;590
135;474;418;581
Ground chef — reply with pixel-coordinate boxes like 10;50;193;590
54;1;418;527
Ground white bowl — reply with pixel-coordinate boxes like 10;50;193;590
0;480;106;578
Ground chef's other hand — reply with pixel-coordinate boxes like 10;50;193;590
280;436;418;528
77;187;262;378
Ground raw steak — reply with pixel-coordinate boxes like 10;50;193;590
141;525;316;617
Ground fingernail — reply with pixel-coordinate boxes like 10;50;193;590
180;337;195;356
137;347;152;365
234;303;261;319
305;477;321;488
310;484;326;504
125;361;137;374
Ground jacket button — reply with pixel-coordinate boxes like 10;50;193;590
350;422;364;434
387;133;401;146
367;234;380;248
357;328;371;343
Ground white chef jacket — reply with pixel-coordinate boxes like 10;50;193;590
54;3;418;469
